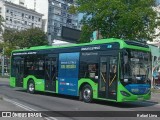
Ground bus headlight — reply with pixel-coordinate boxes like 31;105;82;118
120;91;131;97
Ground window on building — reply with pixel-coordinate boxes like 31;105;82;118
61;11;66;17
6;9;9;13
54;22;57;27
14;20;17;24
32;16;34;20
21;20;24;24
25;14;28;18
17;20;20;24
22;13;24;17
10;12;13;16
62;4;67;10
29;15;31;19
32;23;34;27
38;18;41;22
25;21;27;25
10;19;12;22
67;14;72;18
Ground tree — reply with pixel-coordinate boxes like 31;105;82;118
3;29;19;46
72;0;160;42
78;24;93;43
3;28;48;48
17;28;48;48
2;28;48;56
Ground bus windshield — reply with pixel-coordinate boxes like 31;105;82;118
121;49;151;85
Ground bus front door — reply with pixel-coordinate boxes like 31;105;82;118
15;58;24;87
45;56;57;92
99;56;117;100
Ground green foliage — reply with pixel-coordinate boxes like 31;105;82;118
78;25;93;43
0;42;16;57
74;0;159;42
2;29;18;46
2;28;48;56
17;28;48;48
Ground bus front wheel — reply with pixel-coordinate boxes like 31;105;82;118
82;84;93;103
27;80;35;94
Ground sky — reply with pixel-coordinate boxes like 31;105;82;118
157;0;160;5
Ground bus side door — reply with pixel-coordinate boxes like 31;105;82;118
14;58;24;87
45;55;57;92
99;56;118;100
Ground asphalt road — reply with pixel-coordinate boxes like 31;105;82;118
0;78;160;120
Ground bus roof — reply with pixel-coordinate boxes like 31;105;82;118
12;38;150;52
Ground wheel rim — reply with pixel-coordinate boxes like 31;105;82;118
83;88;91;100
29;83;34;92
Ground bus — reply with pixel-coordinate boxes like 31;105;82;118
10;38;151;103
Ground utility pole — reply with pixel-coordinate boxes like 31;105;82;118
1;47;4;76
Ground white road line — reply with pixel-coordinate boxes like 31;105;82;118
44;117;59;120
4;98;36;111
3;98;58;120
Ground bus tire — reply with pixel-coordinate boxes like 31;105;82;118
82;84;93;103
27;80;35;94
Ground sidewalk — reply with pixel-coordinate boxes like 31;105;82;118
151;92;160;103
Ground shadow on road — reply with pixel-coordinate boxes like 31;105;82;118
93;99;158;108
15;89;158;109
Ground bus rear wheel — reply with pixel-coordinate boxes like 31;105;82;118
27;80;35;94
82;84;93;103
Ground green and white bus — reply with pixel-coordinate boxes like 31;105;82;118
10;38;151;102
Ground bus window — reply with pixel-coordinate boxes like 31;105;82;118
80;52;99;81
88;64;97;78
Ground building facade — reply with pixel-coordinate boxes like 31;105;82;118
11;0;49;33
47;0;79;43
0;0;43;35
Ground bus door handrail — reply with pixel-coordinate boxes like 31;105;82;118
100;72;106;83
109;74;116;86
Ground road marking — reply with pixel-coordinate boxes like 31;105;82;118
4;98;36;111
3;98;58;120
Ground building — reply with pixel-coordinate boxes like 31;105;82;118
47;0;80;44
11;0;49;33
0;0;43;35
